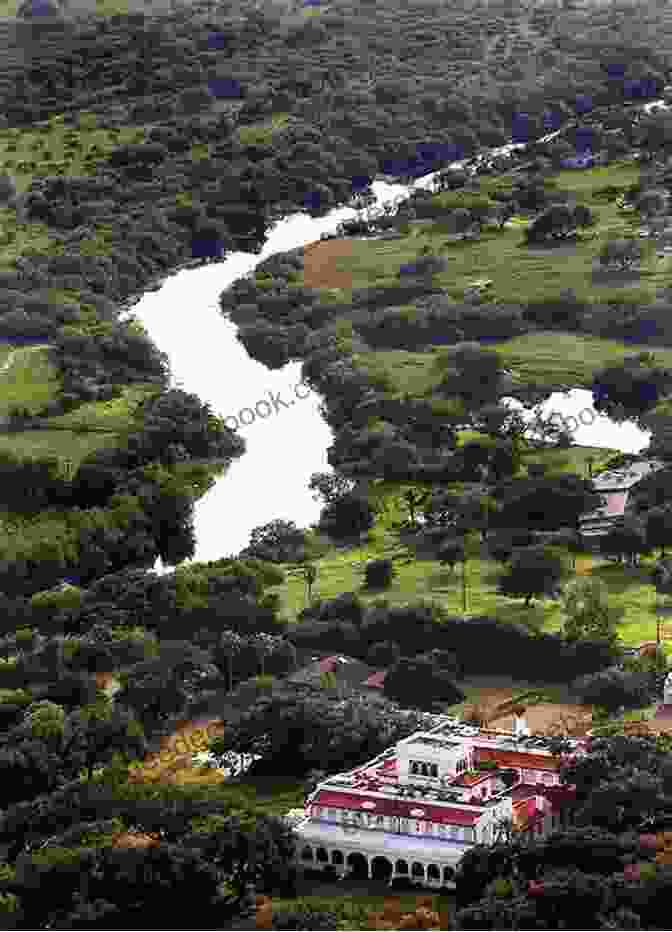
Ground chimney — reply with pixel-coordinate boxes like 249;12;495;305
513;705;531;738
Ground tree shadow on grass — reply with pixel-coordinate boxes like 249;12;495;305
492;599;549;633
590;560;654;594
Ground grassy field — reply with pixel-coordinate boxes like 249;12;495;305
267;481;670;656
0;427;121;470
265;891;455;930
0;115;146;195
491;331;672;392
306;160;662;308
45;383;158;432
237;112;292;146
0;344;60;414
352;330;672;400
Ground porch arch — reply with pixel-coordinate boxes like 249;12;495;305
300;845;313;861
331;849;344;865
371;856;393;883
346;851;369;879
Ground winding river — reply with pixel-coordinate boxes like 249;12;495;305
119;112;661;573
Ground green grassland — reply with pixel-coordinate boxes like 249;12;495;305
308;160;659;308
0;114;155;470
0;428;121;469
0;115;145;194
268;511;670;654
353;330;672;402
264;893;455;930
236;112;292;146
0;345;60;414
45;383;158;432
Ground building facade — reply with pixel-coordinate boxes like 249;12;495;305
286;715;588;889
579;458;665;543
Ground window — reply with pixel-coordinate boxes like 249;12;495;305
439;824;447;836
430;763;438;778
415;821;422;833
327;808;336;821
410;761;419;775
400;818;409;833
449;825;461;840
376;815;385;827
421;762;429;776
542;772;554;785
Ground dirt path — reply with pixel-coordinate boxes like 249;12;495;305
302;238;355;290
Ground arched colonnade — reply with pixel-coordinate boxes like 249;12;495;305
298;843;457;888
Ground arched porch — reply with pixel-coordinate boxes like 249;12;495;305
294;842;458;888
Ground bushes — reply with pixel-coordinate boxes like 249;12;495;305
364;558;395;589
366;640;401;667
383;656;465;711
269;908;339;930
317;493;375;541
573;667;653;715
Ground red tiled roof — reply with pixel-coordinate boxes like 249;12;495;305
474;747;561;771
363;670;387;689
453;771;489;787
312;789;481;825
511;782;576;812
582;491;628;522
379;758;397;771
510;783;539;802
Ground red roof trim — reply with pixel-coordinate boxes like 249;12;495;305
363;671;387;688
312;790;481;825
474;747;561;771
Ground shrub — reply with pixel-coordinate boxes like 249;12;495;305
364;558;395;589
317;493;375;541
383;656;465;711
573;666;653;715
270;908;339;929
366;640;401;667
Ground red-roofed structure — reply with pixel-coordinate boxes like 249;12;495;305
289;713;584;890
312;789;481;825
474;746;562;771
363;670;387;689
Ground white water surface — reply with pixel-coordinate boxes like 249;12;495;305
119;102;663;571
502;388;651;454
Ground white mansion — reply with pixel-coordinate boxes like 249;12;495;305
285;713;588;889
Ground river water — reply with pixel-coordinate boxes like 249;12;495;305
119;109;661;571
119;177;418;570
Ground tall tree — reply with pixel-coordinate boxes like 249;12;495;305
559;577;624;645
498;545;569;607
